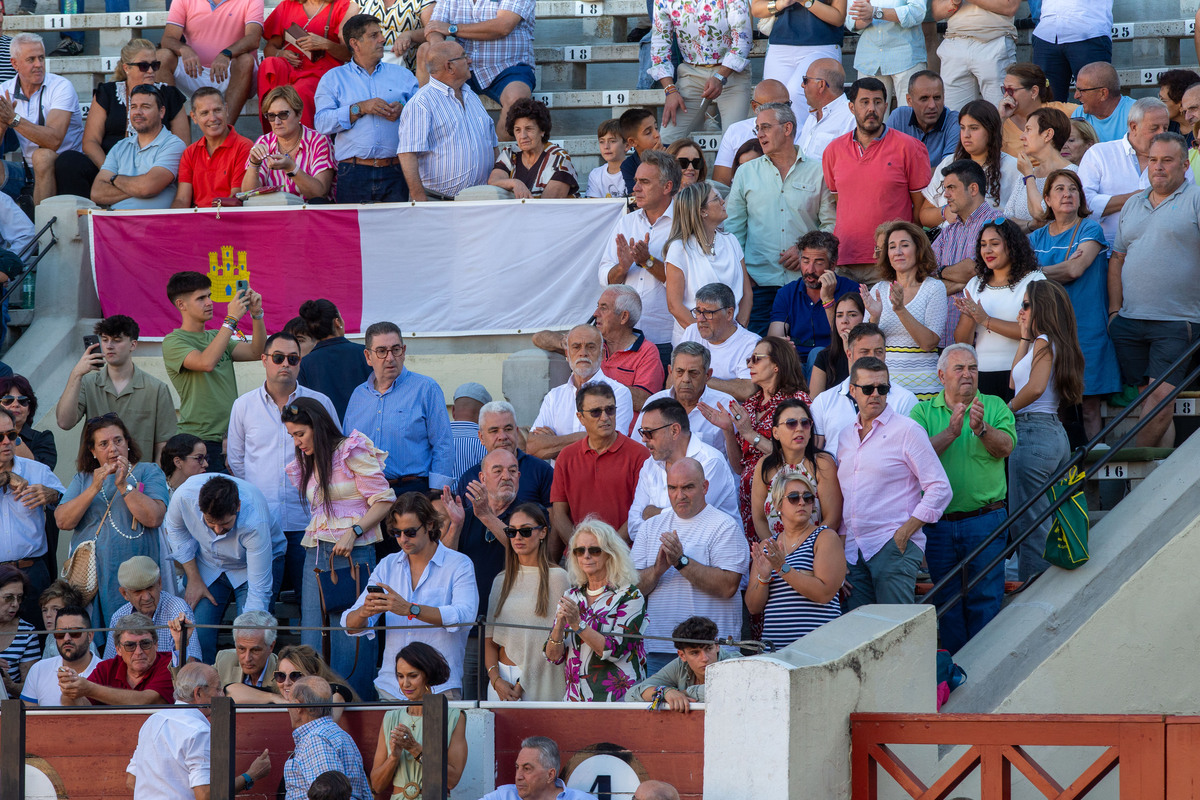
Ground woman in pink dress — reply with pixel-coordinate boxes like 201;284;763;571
259;0;356;131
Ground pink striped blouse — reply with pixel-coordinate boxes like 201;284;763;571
286;430;396;546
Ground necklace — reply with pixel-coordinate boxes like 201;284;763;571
99;483;141;540
585;584;608;598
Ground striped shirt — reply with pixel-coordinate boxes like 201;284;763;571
760;526;840;649
0;619;40;683
450;420;486;482
396;77;497;196
431;0;535;89
245;126;337;199
930;200;992;345
104;592;203;663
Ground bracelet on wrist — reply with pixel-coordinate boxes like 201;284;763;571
251;310;264;320
249;158;262;166
755;574;771;585
821;299;835;309
664;84;678;95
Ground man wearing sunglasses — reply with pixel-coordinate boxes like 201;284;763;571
172;87;253;208
836;356;951;610
20;605;97;705
59;613;174;706
229;331;338;602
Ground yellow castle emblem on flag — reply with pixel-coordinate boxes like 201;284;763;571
208;246;250;301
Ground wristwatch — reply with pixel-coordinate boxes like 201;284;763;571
803;0;816;7
767;0;777;13
780;563;792;574
448;23;459;35
716;73;728;85
220;48;234;59
873;6;884;18
351;524;364;537
675;555;690;570
975;423;988;438
752;434;763;448
350;103;361;118
408;603;422;617
9;113;20;128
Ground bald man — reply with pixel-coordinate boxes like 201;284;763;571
797;58;855;160
634;781;681;800
711;79;796;185
528;324;636;461
632;457;748;675
398;40;499;200
1071;62;1136;143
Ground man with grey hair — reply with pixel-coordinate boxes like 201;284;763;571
527;324;635;461
1079;96;1178;246
284;676;371;800
1071;61;1136;143
636;340;735;454
126;662;272;798
60;613;175;706
598;149;683;360
480;735;598;800
679;283;758;400
214;609;279;691
456;399;553;507
533;285;665;412
797;58;854;161
726;100;836;336
0;32;83;205
910;342;1015;653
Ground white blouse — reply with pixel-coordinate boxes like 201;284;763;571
665;229;746;345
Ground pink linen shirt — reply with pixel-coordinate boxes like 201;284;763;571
285;430;396;546
835;404;952;562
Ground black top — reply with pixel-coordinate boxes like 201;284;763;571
813;348;849;389
21;425;56;469
93;81;188;153
296;336;373;421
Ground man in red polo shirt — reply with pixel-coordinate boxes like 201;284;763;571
57;612;175;706
550;382;650;545
172;87;252;208
822;76;932;284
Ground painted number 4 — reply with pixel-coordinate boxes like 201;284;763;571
575;1;602;14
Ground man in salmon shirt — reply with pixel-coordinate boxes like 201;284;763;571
172;88;252;208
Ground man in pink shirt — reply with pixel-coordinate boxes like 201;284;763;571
822;77;932;285
836;355;952;610
156;0;264;124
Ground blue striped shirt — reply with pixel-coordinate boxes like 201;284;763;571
761;526;840;650
450;420;487;482
850;0;927;77
397;77;497;196
313;57;419;162
430;0;535;89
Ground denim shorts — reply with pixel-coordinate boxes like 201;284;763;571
469;63;536;103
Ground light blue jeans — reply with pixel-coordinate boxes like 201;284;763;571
302;541;378;701
192;555;284;663
1008;412;1070;582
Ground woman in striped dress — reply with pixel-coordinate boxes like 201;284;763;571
863;221;947;399
745;469;844;650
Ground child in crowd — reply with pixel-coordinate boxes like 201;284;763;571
619;108;663;194
587;119;629;199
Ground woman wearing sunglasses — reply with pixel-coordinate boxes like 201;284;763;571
484;503;568;702
954;218;1046;401
0;375;60;579
1008;280;1083;581
242;85;336;201
370;642;469;800
745;469;844;649
751;399;841;542
56;414;169;641
54;37;191;200
343;492;478;701
545;518;646;702
283;397;396;700
667;138;708;187
663;180;753;345
226;643;358;722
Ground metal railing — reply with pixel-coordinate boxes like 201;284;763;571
0;216;57;308
922;333;1200;620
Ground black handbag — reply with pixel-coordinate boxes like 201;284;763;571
315;553;361;618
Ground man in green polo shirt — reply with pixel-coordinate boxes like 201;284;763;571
910;343;1016;654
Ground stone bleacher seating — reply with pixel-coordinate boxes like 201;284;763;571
8;6;1200;172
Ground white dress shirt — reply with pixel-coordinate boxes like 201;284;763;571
811;376;918;453
713;116;803;170
342;543;479;697
634;384;736;454
627;434;739;541
531;367;636;438
227;383;338;531
1033;0;1113;44
680;323;758;381
597;201;675;344
1077;136;1193;247
798;98;856;161
164;474;282;611
0;456;65;561
126;704;211;798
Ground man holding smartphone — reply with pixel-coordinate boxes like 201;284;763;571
55;315;177;462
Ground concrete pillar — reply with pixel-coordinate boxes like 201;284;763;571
703;605;938;800
502;348;570;426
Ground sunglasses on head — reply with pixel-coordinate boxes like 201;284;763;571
677;156;703;170
1;395;30;407
784;491;815;506
573;546;604;557
127;59;161;72
778;417;812;431
393;525;424;539
504;525;544;539
852;383;891;396
987;216;1008;227
274;670;304;684
582;405;617;419
267;352;301;365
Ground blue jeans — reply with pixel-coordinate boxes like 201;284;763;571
924;506;1007;654
1031;34;1112;108
645;651;675;676
302;541;378;701
1009;412;1070;582
844;538;924;611
194;573;250;663
283;529;306;598
1;160;27;201
748;284;780;337
335;162;408;204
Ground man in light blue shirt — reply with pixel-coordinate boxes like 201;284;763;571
479;737;598;800
91;85;185;209
342;320;455;521
885;70;959;169
314;14;418;203
164;474;283;662
1070;61;1135;143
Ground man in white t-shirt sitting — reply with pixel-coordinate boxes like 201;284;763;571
21;605;98;705
711;79;797;186
636;341;735;454
679;282;758;401
632;457;748;675
812;322;918;449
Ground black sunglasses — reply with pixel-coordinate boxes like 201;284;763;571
582;405;617;419
572;546;604;557
784;491;815;505
852;383;891;396
274;670;304;684
637;423;672;438
0;431;20;442
393;526;424;539
126;59;162;72
677;156;703;170
267;352;301;365
504;525;544;539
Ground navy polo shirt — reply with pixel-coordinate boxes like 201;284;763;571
455;449;554;509
767;1;844;46
769;274;861;358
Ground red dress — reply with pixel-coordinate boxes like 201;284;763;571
259;0;352;131
736;388;811;550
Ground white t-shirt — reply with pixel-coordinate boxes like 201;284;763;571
811;376;919;451
631;504;749;654
681;322;758;380
627;435;739;541
0;73;84;160
964;270;1046;372
665;231;746;345
587;164;628;198
923;152;1021;217
20;654;99;705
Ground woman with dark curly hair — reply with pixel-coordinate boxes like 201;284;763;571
919;100;1020;228
488;98;578;198
954;218;1046;400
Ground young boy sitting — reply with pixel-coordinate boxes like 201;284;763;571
626;616;736;712
587;119;628;198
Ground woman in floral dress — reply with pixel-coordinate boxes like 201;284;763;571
544;519;646;701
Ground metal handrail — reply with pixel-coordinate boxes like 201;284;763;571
0;216;57;307
922;333;1200;619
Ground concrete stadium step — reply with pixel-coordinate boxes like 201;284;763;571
1083;446;1173;482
